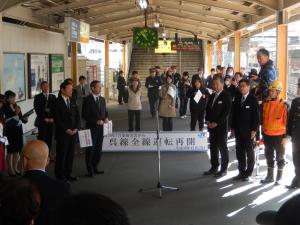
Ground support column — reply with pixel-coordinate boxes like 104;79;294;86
217;39;223;66
71;42;77;86
277;7;288;100
234;31;241;73
104;39;110;100
122;43;126;75
207;42;213;74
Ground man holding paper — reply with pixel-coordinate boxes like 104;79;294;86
82;80;109;177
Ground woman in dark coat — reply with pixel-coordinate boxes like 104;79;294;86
3;90;28;176
187;77;210;131
0;94;6;180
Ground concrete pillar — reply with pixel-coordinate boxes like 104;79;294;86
104;39;109;100
71;42;78;86
234;31;241;73
207;42;213;74
276;7;288;99
122;43;126;76
217;39;223;66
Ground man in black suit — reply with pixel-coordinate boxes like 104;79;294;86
34;81;56;158
82;80;109;177
54;81;80;182
231;79;260;181
21;140;70;224
205;75;232;177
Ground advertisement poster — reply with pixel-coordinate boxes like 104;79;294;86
28;54;49;98
155;40;177;53
2;53;26;102
49;54;64;92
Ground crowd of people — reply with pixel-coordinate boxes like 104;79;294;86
0;47;300;225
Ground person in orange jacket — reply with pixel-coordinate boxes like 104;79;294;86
261;81;289;184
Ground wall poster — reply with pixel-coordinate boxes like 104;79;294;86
28;53;49;98
2;53;26;102
49;54;65;92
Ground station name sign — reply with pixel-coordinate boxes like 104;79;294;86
171;38;202;51
65;17;90;43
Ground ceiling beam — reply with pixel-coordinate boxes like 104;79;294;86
156;1;248;22
0;0;27;12
95;21;144;35
159;15;225;34
156;8;237;31
87;10;141;26
230;0;278;11
284;0;300;9
91;15;144;32
159;19;223;36
182;0;260;15
34;0;111;17
77;3;136;20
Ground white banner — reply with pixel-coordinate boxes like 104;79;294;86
103;131;208;152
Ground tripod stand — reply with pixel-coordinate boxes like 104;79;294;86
139;101;179;199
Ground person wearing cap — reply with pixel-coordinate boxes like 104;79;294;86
256;193;300;225
261;81;288;184
145;68;163;118
286;78;300;189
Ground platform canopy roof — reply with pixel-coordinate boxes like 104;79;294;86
1;0;299;42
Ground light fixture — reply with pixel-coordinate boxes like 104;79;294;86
247;24;257;32
154;22;160;28
138;0;148;9
162;32;166;37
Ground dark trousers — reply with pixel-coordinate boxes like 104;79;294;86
209;129;229;171
236;135;255;176
128;110;141;131
148;93;159;117
55;134;76;179
37;123;53;152
263;134;285;169
292;141;300;177
162;117;173;131
179;97;188;116
85;127;104;172
118;88;125;104
190;111;205;131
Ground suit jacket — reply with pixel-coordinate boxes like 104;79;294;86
206;90;232;132
231;93;260;138
54;96;80;137
22;170;70;224
75;84;89;99
34;93;56;126
82;94;108;129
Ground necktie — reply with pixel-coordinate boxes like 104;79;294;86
211;94;218;109
241;96;246;106
96;97;101;110
66;98;70;110
82;85;85;95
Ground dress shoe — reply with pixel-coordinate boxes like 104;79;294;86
232;174;244;181
214;170;227;177
203;169;218;176
66;176;78;182
242;176;250;182
93;169;104;175
87;170;94;177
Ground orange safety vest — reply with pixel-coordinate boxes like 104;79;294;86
262;98;287;136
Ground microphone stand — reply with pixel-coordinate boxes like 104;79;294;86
139;100;179;199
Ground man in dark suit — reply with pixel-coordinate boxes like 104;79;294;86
54;81;80;182
21;140;70;224
34;81;56;158
231;79;260;181
117;70;126;105
205;75;232;177
82;80;109;177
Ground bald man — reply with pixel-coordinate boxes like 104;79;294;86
21;140;70;225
